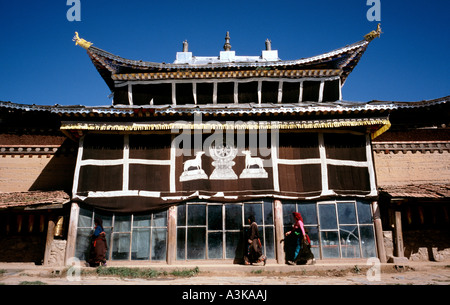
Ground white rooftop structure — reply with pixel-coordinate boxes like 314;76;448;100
174;32;280;65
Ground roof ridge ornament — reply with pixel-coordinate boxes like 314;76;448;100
73;32;93;50
364;24;382;42
223;31;231;51
182;40;189;52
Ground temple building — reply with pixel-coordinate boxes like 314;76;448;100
0;27;448;265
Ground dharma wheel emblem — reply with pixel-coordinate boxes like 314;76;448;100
209;144;238;180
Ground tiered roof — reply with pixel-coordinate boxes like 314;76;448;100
74;27;381;92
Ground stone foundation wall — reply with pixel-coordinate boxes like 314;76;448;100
403;230;450;262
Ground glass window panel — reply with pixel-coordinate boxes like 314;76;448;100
103;228;112;259
225;205;242;230
226;231;243;259
95;211;113;227
187;227;206;259
360;225;377;258
264;201;274;225
133;215;151;228
131;228;150;260
177;228;186;260
244;203;262;224
320;231;340;258
151;228;167;261
78;208;93;228
153;211;167;227
282;203;296;227
357;201;373;224
112;233;130;260
75;228;92;260
264;227;275;259
340;225;360;258
208;205;223;230
177;204;186;226
318;204;338;230
305;226;320;259
298;202;318;225
208;232;223;259
338;202;357;224
114;215;131;232
188;205;206;226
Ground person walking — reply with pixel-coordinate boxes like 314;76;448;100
285;212;307;265
89;217;108;267
244;215;267;265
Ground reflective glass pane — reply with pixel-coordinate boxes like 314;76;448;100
264;227;275;259
340;225;360;258
114;215;131;232
282;203;296;226
103;228;112;259
78;208;93;228
151;228;167;260
112;233;130;260
208;232;223;259
75;228;91;260
264;201;274;225
305;226;320;259
95;211;113;227
320;231;340;258
244;204;262;224
177;228;186;260
298;202;318;225
318;204;337;229
226;205;242;230
357;201;373;224
226;231;243;259
133;215;151;228
188;205;206;226
131;228;150;260
177;204;186;226
338;202;357;224
208;205;223;230
153;211;167;227
187;227;206;259
360;225;377;258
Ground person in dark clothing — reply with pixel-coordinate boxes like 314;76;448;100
244;215;267;265
89;217;108;267
285;212;307;265
284;212;315;265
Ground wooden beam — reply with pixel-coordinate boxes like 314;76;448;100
43;217;56;266
65;202;80;265
394;209;405;257
273;200;285;264
372;201;387;263
166;205;177;265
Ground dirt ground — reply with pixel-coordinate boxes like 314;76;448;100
0;261;449;286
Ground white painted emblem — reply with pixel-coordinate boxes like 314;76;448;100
209;144;238;180
239;150;268;179
180;151;208;182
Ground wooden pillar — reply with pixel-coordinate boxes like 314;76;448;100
394;209;404;257
273;200;285;264
372;201;387;263
65;202;80;265
166;205;177;265
43;217;56;266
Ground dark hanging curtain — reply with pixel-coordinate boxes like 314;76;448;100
74;132;373;213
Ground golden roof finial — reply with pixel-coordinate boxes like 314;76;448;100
73;32;93;50
364;24;382;42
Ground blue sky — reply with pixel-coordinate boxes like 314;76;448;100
0;0;448;106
